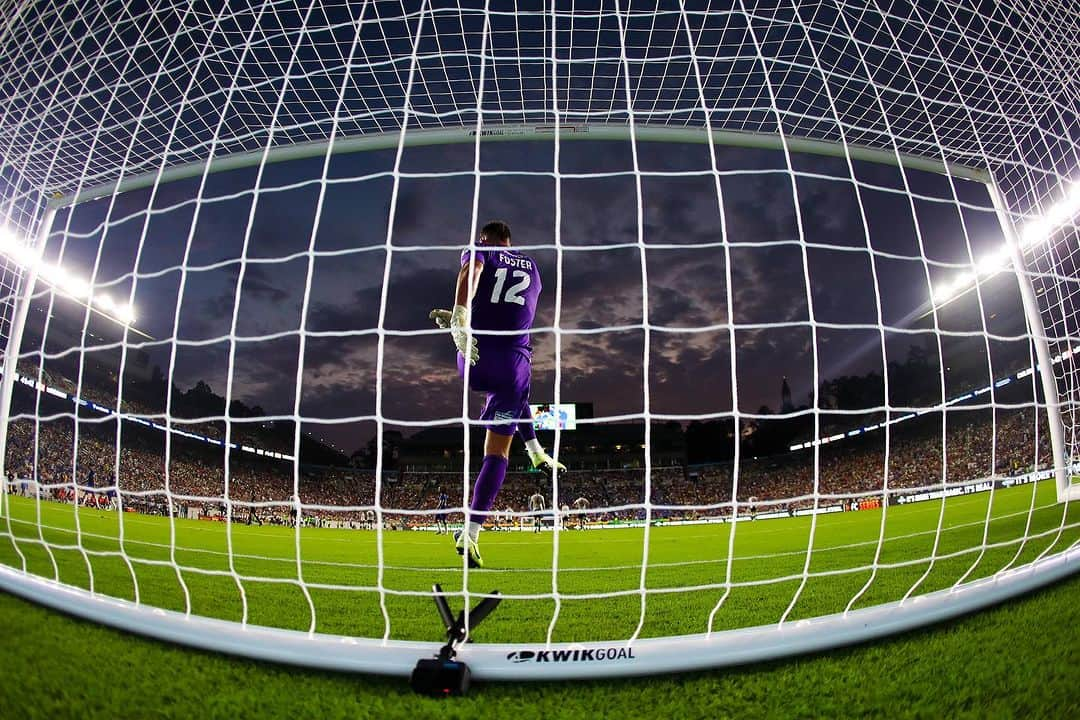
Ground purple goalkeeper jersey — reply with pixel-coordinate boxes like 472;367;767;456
460;246;541;353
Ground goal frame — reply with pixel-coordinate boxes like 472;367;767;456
48;123;991;209
0;205;56;520
0;125;1075;679
986;177;1074;504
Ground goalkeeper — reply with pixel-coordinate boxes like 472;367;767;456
429;220;564;568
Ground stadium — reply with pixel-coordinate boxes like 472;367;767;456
0;0;1078;717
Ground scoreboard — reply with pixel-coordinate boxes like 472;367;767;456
530;403;578;431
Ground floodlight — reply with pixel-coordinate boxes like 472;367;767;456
112;303;136;325
1021;219;1049;248
976;247;1010;276
65;277;90;299
934;180;1078;307
0;225;17;251
0;228;39;269
1042;182;1080;228
39;264;68;287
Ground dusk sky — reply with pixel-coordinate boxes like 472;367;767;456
0;0;1058;457
24;137;1031;454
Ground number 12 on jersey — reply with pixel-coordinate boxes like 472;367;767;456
490;267;530;306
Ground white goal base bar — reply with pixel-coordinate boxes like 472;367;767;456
1;546;1077;680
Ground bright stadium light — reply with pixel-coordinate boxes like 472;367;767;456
0;224;20;251
932;180;1080;306
932;283;955;305
1020;219;1051;248
112;302;136;325
38;263;68;288
0;225;40;269
94;295;139;326
0;225;137;327
976;246;1010;276
65;276;90;299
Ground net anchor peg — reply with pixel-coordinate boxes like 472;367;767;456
409;583;501;697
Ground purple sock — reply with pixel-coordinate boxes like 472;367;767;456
469;454;509;524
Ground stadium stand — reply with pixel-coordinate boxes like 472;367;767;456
4;359;1051;527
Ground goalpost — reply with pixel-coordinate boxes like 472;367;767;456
0;0;1077;681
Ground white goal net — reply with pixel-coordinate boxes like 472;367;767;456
0;0;1077;679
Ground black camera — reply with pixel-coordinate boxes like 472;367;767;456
410;584;500;698
410;656;471;697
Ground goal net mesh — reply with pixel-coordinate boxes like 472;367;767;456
0;0;1077;671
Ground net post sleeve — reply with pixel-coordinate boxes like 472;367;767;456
986;178;1071;503
0;207;55;513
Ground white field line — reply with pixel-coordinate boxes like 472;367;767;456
2;496;1063;575
80;486;975;545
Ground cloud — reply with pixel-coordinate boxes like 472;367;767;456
79;141;960;453
239;263;291;304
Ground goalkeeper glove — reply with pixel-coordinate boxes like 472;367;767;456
430;305;478;365
429;308;452;329
529;448;566;478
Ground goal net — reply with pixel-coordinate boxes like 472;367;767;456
0;0;1077;679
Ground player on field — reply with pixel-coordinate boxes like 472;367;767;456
434;486;449;535
528;489;546;533
247;490;262;526
429;220;565;567
572;495;589;530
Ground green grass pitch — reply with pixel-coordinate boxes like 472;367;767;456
0;481;1078;718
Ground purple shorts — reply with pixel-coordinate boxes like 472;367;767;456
458;344;533;436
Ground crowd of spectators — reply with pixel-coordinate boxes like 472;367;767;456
3;355;1056;526
4;404;1053;527
691;409;1051;513
14;359;295;455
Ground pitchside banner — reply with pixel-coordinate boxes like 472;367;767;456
890;468;1055;506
